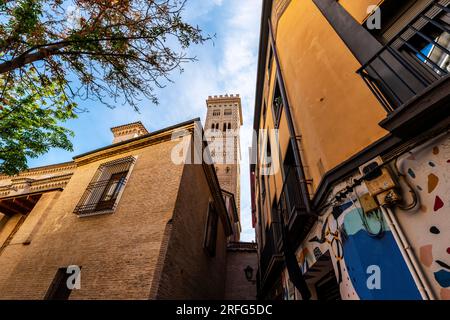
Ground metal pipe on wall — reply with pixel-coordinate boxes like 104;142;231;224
380;206;436;300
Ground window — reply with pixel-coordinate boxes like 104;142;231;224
223;123;227;132
224;109;232;116
227;123;231;130
213;110;221;116
407;11;450;75
261;174;266;200
211;123;215;130
226;166;230;173
262;101;268;125
44;268;73;300
95;171;128;212
357;1;450;112
266;136;272;164
204;202;218;257
74;156;136;216
280;141;306;221
215;123;219;130
267;45;274;77
273;79;282;124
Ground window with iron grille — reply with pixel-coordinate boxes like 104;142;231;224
358;0;450;112
224;109;232;116
212;109;221;116
74;156;136;216
204;202;218;257
385;0;450;79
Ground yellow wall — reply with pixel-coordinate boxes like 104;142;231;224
263;0;387;192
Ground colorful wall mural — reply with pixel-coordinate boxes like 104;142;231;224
340;207;420;299
303;202;421;300
396;133;450;300
289;132;450;300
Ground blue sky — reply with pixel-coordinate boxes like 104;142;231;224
28;0;262;242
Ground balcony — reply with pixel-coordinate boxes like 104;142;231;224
357;0;450;136
259;222;284;293
278;167;316;248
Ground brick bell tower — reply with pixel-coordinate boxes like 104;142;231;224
204;94;243;220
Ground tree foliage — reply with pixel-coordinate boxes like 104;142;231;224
0;0;207;175
0;69;76;175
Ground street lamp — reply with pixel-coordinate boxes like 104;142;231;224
244;265;256;284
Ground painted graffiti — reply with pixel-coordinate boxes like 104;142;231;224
397;133;450;300
284;133;450;300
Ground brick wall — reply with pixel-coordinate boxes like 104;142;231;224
154;164;228;299
0;136;252;300
0;139;184;299
225;249;257;300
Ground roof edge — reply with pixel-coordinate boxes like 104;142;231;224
73;118;201;160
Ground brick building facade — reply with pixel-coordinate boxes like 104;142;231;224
0;114;256;300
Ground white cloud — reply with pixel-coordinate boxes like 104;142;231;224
154;0;261;242
217;0;261;242
183;0;224;22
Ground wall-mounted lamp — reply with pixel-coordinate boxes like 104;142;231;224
244;265;256;284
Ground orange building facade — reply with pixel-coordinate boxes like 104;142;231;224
251;0;450;300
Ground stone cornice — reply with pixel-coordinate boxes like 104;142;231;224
110;121;148;133
0;173;73;198
227;241;257;252
0;162;76;180
110;121;149;141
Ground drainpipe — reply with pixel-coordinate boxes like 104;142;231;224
379;206;435;300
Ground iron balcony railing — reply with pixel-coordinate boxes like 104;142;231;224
278;166;308;225
259;221;283;283
73;178;127;216
357;0;450;113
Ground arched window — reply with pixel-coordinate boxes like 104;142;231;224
211;123;215;130
223;123;226;132
215;123;219;130
228;123;231;130
226;166;230;173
